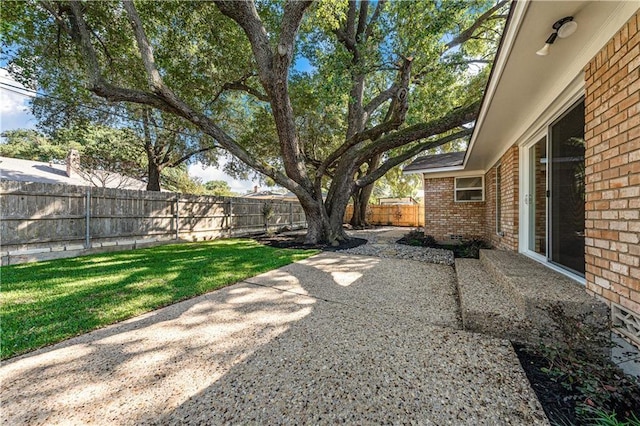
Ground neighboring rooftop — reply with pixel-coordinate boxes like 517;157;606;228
0;155;147;190
242;190;298;202
403;151;465;174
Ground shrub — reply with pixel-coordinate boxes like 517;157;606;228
532;305;640;424
458;237;492;258
398;230;438;247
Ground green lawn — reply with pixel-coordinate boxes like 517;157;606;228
0;239;317;360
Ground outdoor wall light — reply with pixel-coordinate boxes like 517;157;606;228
536;16;578;56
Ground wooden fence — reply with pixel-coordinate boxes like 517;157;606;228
1;181;306;264
344;204;424;227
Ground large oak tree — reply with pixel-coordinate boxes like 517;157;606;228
1;0;506;244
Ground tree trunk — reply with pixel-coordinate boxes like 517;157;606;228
147;162;162;191
349;183;375;228
299;188;349;246
349;154;380;227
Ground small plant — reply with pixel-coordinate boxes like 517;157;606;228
458;237;492;258
261;202;275;221
530;305;640;424
262;202;275;234
398;231;490;258
398;230;438;247
584;408;640;426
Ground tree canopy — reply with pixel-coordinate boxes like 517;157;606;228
1;0;507;243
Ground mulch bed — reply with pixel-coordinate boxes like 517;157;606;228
252;233;367;251
513;343;578;425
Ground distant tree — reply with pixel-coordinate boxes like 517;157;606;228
204;180;233;196
54;125;146;181
31;92;219;191
160;165;205;194
0;129;69;161
0;126;147;188
373;166;422;200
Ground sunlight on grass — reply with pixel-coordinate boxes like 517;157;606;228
0;239;317;359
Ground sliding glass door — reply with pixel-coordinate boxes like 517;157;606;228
528;138;547;256
549;100;585;275
523;99;585;277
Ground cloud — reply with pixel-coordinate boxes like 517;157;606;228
0;70;36;132
188;159;258;194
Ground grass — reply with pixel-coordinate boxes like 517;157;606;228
0;239;317;360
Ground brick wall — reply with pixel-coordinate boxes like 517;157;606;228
422;177;486;241
485;145;520;251
584;13;640;313
422;145;519;246
485;166;497;243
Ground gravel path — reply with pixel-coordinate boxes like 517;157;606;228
339;227;455;265
1;244;548;425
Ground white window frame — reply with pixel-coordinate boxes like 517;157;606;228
454;176;484;202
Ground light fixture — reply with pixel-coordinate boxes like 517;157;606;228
536;43;552;56
536;16;577;56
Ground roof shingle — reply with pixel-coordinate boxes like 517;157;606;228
403;151;465;173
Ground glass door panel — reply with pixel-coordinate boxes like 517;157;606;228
550;100;585;275
528;138;547;256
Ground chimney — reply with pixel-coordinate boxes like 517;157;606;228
254;185;258;193
66;149;80;177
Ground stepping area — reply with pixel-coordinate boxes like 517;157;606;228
456;250;609;345
0;236;549;424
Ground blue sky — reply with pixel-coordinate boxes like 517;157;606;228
0;70;36;133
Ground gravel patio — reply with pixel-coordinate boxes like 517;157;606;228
0;230;548;424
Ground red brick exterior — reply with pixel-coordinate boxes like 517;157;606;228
485;166;497;243
584;13;640;312
423;145;519;248
422;177;486;242
489;145;519;251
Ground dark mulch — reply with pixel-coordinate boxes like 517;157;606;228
513;343;578;425
252;233;367;251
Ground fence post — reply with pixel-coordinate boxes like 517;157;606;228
175;197;180;240
289;202;293;227
85;187;91;249
228;198;233;234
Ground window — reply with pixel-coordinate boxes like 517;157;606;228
496;165;502;235
455;176;484;202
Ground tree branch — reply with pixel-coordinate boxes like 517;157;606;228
445;0;508;51
214;1;274;91
278;1;314;57
356;1;369;43
168;147;218;168
363;84;397;117
354;100;480;163
355;129;472;187
221;81;269;102
349;56;412;144
46;1;302;195
39;1;72;36
345;1;357;46
122;0;164;92
364;0;385;41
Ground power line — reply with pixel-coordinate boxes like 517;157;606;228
0;80;218;143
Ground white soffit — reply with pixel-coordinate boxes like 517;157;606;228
420;169;485;179
466;0;640;172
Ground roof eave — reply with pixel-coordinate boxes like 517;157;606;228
463;0;529;169
403;165;465;175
